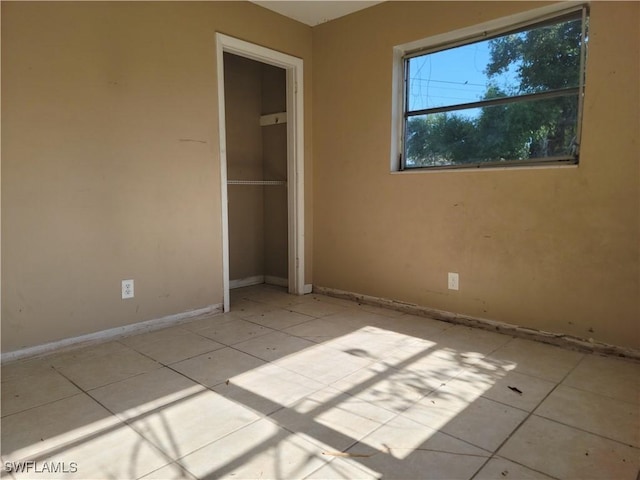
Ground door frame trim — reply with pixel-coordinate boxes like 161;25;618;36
215;33;305;312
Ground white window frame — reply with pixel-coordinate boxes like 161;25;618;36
390;3;588;172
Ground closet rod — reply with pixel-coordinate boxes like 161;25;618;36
227;180;287;186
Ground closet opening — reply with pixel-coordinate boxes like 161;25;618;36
216;34;305;313
225;52;288;293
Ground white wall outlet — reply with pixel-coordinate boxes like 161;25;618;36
122;279;134;299
448;272;459;291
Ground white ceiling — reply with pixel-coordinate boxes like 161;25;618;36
251;1;382;27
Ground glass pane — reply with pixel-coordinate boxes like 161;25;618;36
404;94;579;168
406;16;584;112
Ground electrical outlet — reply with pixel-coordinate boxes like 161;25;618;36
122;279;134;299
448;272;459;291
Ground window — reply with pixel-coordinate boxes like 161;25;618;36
397;6;588;170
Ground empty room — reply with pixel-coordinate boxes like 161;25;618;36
1;1;638;479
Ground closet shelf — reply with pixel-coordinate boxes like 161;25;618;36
260;112;287;126
227;180;287;186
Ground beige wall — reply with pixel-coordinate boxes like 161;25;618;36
312;2;640;348
3;1;638;353
1;2;313;352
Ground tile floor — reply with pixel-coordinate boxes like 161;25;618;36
1;284;639;480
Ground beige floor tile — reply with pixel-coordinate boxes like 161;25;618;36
403;394;527;452
441;396;528;452
223;363;325;409
0;464;14;480
1;393;169;479
383;313;451;341
4;284;634;480
403;382;472;436
1;358;56;382
283;312;388;344
353;303;406;318
325;309;404;330
48;341;133;366
139;462;196;479
431;325;513;357
331;361;433;413
288;299;350;318
1;365;81;417
177;418;329;479
230;284;264;299
265;293;316;309
240;287;309;309
227;299;280;318
11;436;168;480
90;368;260;460
231;284;262;294
48;342;161;390
473;457;555;479
170;347;265;387
385;345;481;393
329;326;427;363
271;387;396;451
274;343;373;385
283;318;359;344
88;368;204;419
11;435;168;480
486;338;583;382
194;317;274;345
233;331;317;362
344;414;490;479
446;367;556;412
563;354;640;403
535;385;639;447
120;326;224;365
309;294;361;309
211;382;285;417
179;312;236;333
379;336;441;367
244;308;315;330
304;457;380;479
498;415;640;479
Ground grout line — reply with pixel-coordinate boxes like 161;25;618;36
474;455;563;480
552;380;639;407
43;367;183;470
80;389;185;470
0;390;87;420
5;285;636;478
82;360;270;474
528;413;640;450
469;352;587;480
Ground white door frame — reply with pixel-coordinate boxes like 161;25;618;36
216;33;305;312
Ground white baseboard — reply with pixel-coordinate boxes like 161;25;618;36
265;275;288;287
230;275;290;289
230;276;265;289
228;276;310;295
1;303;223;364
314;286;640;360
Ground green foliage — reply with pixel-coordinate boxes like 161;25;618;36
487;20;583;92
406;114;479;166
406;16;585;168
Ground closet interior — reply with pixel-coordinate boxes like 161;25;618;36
223;52;289;294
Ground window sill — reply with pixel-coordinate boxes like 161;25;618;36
390;162;579;175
